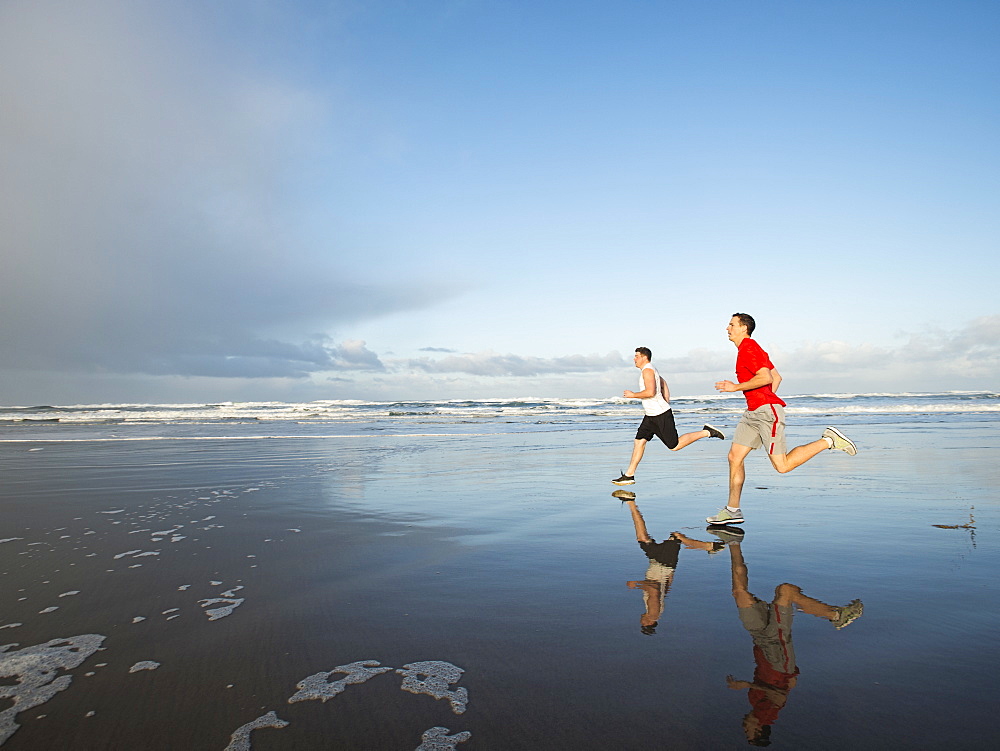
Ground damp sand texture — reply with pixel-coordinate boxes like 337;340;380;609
1;420;998;749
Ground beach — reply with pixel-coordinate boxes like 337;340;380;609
1;395;997;749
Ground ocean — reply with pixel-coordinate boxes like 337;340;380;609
2;390;997;441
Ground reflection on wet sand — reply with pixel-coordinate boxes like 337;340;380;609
615;492;722;635
717;532;864;747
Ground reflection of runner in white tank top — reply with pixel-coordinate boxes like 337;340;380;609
639;364;670;417
612;347;726;485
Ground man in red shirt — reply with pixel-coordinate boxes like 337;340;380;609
707;313;857;525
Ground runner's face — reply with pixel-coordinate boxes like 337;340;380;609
633;352;646;368
727;317;747;342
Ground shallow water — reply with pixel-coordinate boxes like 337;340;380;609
0;416;996;749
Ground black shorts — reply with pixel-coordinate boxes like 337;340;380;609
635;410;679;448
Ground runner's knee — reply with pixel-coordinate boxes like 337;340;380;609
774;583;800;604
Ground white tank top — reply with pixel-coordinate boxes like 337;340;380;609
640;364;671;416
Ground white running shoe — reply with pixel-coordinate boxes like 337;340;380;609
706;507;745;525
822;427;857;456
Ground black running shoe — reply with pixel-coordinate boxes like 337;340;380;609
612;472;635;486
704;424;725;440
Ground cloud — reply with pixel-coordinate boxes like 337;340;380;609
418;347;458;353
902;315;1000;369
0;1;443;382
731;315;1000;392
329;340;385;371
368;316;1000;396
644;348;734;375
395;350;626;376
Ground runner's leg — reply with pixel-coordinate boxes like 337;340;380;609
768;439;829;474
624;499;653;543
774;583;838;620
728;443;753;509
728;542;756;609
625;439;648;476
671;428;711;451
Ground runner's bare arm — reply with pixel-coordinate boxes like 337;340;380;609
624;368;658;399
770;368;782;394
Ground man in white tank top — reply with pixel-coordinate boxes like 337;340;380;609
612;347;726;485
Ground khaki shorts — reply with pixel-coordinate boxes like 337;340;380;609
738;599;797;674
733;404;786;455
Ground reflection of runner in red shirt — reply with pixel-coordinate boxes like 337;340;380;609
706;313;858;525
724;539;864;746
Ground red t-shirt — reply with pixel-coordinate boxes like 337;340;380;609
748;645;798;726
736;339;786;410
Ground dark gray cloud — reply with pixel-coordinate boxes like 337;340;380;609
0;1;441;382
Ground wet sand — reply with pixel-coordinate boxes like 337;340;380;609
1;418;997;749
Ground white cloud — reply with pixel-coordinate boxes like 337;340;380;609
330;316;1000;398
329;340;384;371
755;315;1000;391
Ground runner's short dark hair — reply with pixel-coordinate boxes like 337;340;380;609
748;724;772;746
635;347;652;360
732;313;756;336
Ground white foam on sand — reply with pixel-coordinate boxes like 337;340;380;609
224;711;289;751
416;726;472;750
397;662;468;714
113;549;159;560
288;661;394;703
198;597;244;621
281;659;472;745
0;634;105;745
128;661;160;673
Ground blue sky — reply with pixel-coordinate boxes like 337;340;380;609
1;0;998;403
